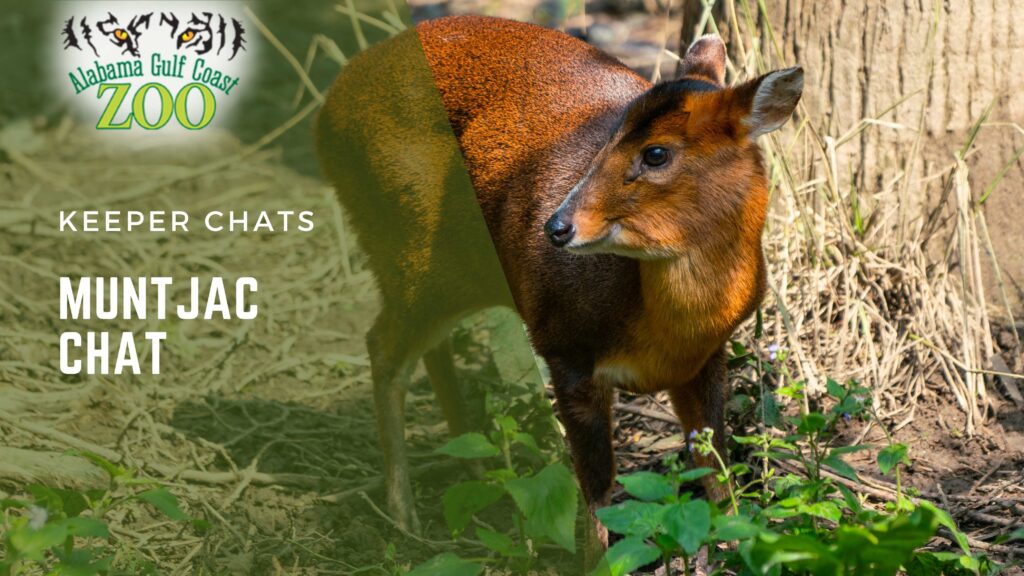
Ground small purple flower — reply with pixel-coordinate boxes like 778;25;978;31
687;430;700;453
842;412;852;422
767;344;780;361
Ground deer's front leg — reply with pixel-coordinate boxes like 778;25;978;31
549;359;615;563
668;350;730;505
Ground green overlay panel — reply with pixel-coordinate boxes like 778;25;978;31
0;0;587;573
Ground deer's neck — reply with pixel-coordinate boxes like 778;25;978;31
637;240;764;341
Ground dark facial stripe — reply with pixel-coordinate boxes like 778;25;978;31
617;78;720;143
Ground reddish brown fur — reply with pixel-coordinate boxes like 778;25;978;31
316;14;801;552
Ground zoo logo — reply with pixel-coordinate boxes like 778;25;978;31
60;9;249;131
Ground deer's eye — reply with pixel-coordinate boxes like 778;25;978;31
642;146;669;167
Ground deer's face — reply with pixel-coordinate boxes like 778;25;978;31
545;37;803;260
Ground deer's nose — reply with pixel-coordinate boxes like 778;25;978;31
544;213;575;247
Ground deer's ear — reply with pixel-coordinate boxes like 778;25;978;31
737;66;804;138
679;35;726;86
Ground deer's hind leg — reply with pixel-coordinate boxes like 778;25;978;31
422;336;472;437
366;298;478;533
366;305;427;533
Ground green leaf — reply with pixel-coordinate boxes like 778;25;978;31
771;474;804;495
495;416;518;434
591;536;660;576
9;523;68;560
74;451;127;480
406;552;482;576
596;501;664;539
475;527;527;558
799;501;842;523
189;517;211;535
778;383;805;400
728;341;753;369
28;485;89;518
28;485;63;513
731;341;748;357
0;498;30;511
905;551;980;576
877;444;910;476
484;468;517;482
713;515;762;541
826;378;845;399
732;435;763;445
822;452;859;481
957;553;983;572
618;472;675;502
504;463;578;552
58;517;109;539
835;483;864;515
435;433;500;459
834;505;939;574
796;413;827;435
729;463;752;477
762;504;801;519
136;488;189;521
664;499;711;555
747;533;835;574
770;438;800;449
676;467;716;484
920;500;970;554
512;432;541;456
441;481;504;534
53;547;113;576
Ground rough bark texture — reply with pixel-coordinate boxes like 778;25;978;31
690;0;1024;312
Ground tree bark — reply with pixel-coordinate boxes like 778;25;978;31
696;0;1024;312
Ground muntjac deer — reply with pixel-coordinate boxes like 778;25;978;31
317;15;802;547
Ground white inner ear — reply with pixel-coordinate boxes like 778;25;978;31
746;67;803;138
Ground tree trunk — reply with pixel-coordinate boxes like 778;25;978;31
692;0;1024;313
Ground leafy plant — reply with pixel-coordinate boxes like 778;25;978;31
0;452;201;576
402;311;587;574
413;414;578;574
593;369;995;576
408;333;1009;576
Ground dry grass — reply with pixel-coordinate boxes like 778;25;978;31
0;115;385;573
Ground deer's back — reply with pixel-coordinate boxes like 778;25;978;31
421;17;652;356
318;17;651;360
